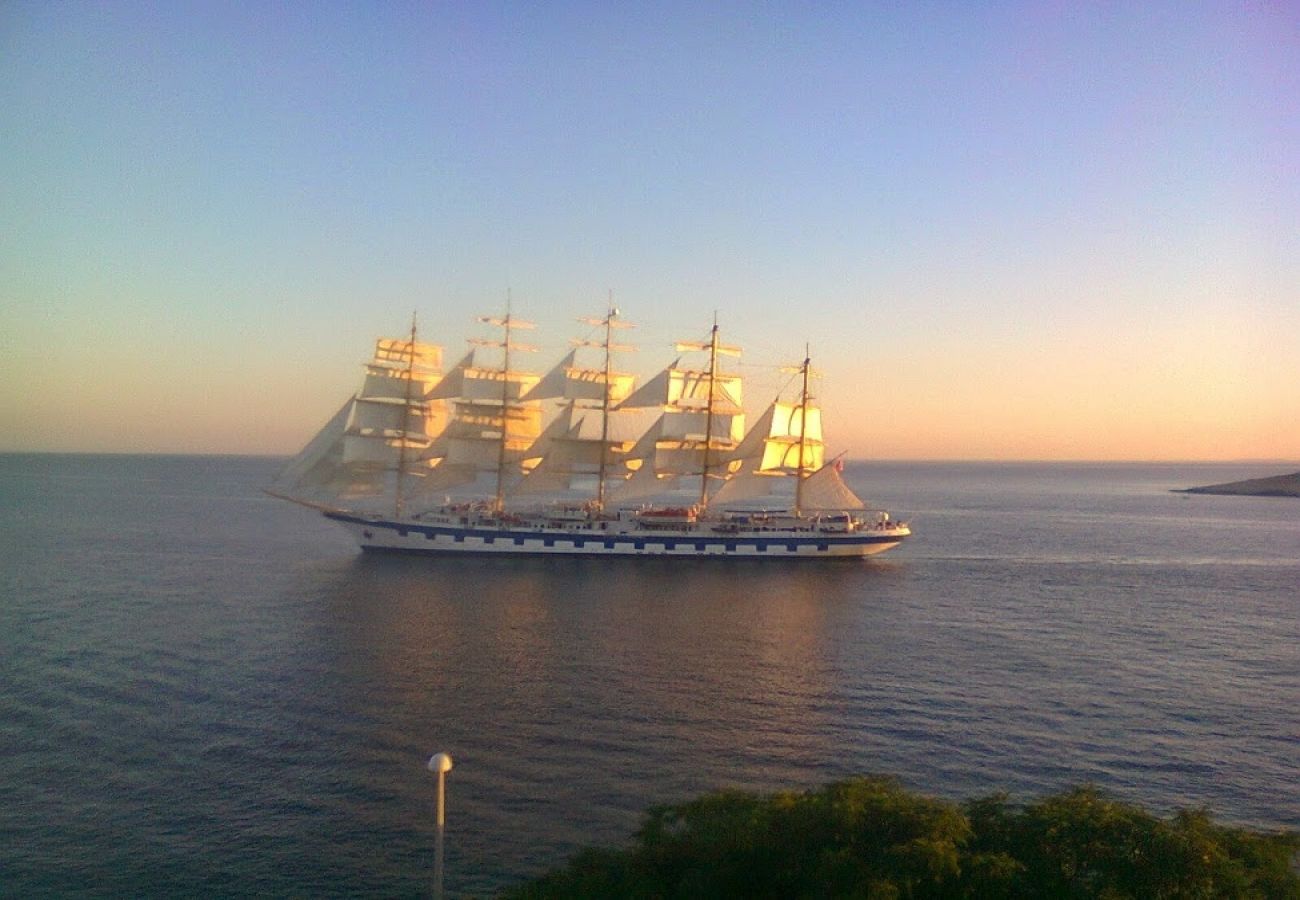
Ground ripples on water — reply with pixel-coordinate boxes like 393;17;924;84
2;455;1297;896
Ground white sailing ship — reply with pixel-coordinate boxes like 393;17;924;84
269;308;911;558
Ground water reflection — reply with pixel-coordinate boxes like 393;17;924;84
303;554;900;892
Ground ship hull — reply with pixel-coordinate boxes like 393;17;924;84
324;511;907;558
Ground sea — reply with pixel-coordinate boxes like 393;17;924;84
2;454;1297;897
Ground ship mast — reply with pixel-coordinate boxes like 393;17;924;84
698;314;720;508
576;297;634;512
394;311;418;518
494;302;514;514
794;344;811;517
473;294;536;514
596;300;616;510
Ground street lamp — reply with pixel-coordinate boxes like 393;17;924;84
428;752;454;824
427;752;453;900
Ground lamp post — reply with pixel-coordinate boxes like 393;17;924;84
427;752;453;900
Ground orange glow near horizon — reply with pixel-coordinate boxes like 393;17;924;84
2;310;1295;462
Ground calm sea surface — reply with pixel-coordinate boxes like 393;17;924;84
2;455;1297;896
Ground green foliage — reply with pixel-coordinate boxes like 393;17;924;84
503;779;1299;899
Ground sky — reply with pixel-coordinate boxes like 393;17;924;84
2;1;1297;460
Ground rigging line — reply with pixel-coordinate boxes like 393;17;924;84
735;360;794;370
773;370;800;397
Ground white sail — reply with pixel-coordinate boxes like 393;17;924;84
507;459;576;496
708;466;779;508
518;405;580;463
625;414;664;460
520;349;637;405
374;337;441;369
668;369;743;409
459;367;540;403
442;417;540;466
502;308;644;505
325;467;389;499
608;457;675;503
653;444;723;475
414;309;546;508
729;400;824;473
659;409;745;443
520;349;577;402
528;409;646;469
362;369;424;402
361;338;441;400
616;324;746;497
507;409;612;497
411;460;488;495
617;364;742;411
799;460;866;510
426;349;475;399
269;332;449;510
349;397;423;435
343;398;445;466
447;402;542;445
511;398;644;492
616;361;677;409
538;412;605;469
571;369;634;403
342;433;401;465
621;405;740;477
268;398;353;501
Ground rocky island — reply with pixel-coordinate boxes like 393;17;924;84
1176;471;1300;498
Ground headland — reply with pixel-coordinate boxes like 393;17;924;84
1175;471;1300;498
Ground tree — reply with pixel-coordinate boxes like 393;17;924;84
504;779;1299;899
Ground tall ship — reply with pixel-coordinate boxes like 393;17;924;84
269;307;911;558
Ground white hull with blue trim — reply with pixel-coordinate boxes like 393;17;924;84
325;508;909;558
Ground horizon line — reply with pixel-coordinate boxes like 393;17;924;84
2;450;1297;467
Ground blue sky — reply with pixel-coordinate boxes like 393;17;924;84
2;2;1296;458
